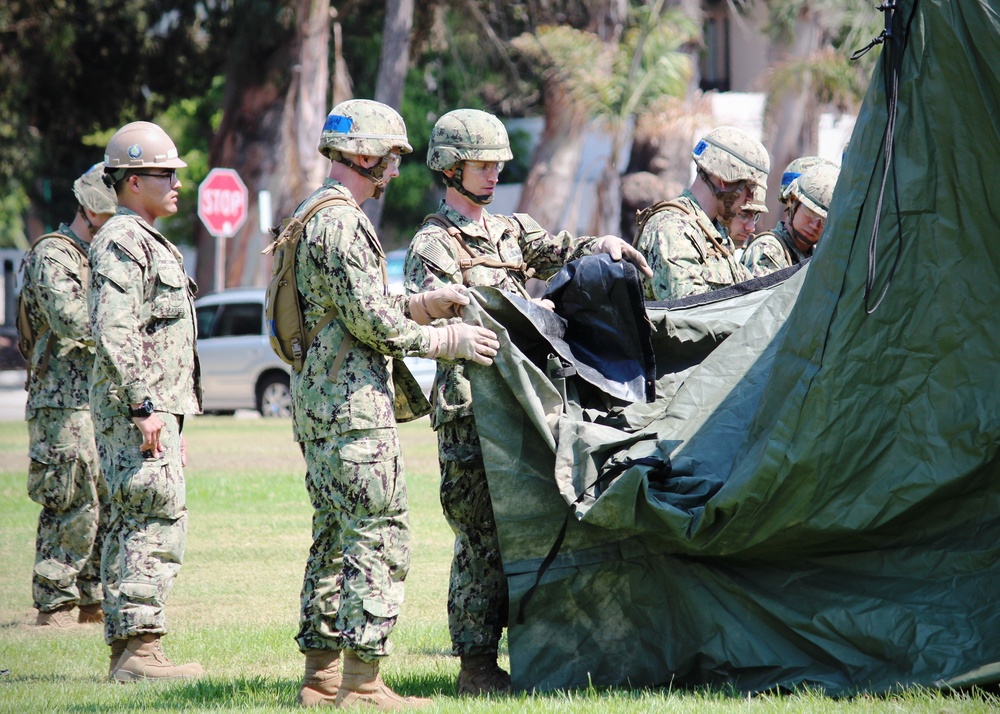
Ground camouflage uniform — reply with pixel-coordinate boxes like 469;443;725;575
740;222;810;277
292;179;430;660
21;224;107;613
88;207;201;643
405;201;598;657
636;189;750;301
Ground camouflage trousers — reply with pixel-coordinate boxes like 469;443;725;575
27;408;107;612
297;428;410;661
438;416;508;657
93;410;187;644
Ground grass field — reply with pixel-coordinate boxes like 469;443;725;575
0;415;997;713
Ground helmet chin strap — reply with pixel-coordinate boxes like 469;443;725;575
78;206;96;234
698;168;744;221
338;155;390;200
444;165;494;205
786;203;817;249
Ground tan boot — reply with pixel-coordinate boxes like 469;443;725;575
456;653;511;696
108;639;128;680
111;634;204;682
298;648;341;707
78;603;104;624
34;605;78;629
334;650;431;710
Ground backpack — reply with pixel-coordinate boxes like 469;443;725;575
634;199;732;260
420;212;535;285
16;232;90;382
262;195;353;373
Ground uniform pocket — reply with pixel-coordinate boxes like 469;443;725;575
148;261;188;321
27;441;80;511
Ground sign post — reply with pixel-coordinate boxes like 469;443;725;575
198;168;249;292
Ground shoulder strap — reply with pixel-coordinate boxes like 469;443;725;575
422;212;534;285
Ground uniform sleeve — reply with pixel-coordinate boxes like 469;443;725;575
30;243;91;345
638;213;709;301
305;209;427;358
404;225;461;296
506;214;588;278
741;235;788;277
89;240;149;405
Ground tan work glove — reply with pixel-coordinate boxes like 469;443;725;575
409;285;470;325
591;235;654;278
425;323;500;366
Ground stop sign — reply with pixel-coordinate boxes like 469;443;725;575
198;168;248;237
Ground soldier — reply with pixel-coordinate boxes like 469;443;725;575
20;163;116;629
404;108;651;696
636;126;769;301
292;99;499;711
741;162;840;277
90;121;204;681
728;184;768;263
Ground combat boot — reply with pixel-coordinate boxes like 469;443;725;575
334;650;431;710
298;648;341;707
111;634;204;682
78;603;104;624
34;605;78;629
108;639;127;680
456;653;511;696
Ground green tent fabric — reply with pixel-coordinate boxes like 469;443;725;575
466;0;1000;694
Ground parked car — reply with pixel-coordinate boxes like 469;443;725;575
194;288;436;417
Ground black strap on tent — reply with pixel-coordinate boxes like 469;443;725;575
848;0;920;315
515;455;670;624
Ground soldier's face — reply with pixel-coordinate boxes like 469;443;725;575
790;203;824;249
132;171;181;218
461;161;502;197
729;209;759;246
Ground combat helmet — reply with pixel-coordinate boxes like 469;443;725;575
104;121;187;185
426;109;512;206
427;109;513;171
740;183;769;215
73;162;117;216
318;99;411;199
779;156;835;204
787;163;840;220
692;126;770;188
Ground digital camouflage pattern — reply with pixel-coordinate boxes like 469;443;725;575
73;163;117;216
318;99;412;161
692;126;770;188
636;190;750;301
89;208;201;414
21;225;94;413
291;180;428;443
740;221;810;277
20;225;108;612
437;417;507;656
93;410;187;641
779;156;833;203
28;408;106;611
426;109;513;171
296;430;409;659
89;208;200;643
405;201;596;656
292;179;430;661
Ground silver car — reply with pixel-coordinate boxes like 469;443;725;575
194;287;436;417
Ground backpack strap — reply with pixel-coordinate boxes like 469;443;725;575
422;212;534;285
635;199;732;261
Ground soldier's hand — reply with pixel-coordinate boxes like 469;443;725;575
531;298;555;311
426;323;500;366
409;285;470;325
592;235;654;278
134;412;165;458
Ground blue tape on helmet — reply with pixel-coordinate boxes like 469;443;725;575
781;171;802;188
693;140;708;156
324;115;353;134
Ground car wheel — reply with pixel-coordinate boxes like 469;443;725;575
256;373;292;418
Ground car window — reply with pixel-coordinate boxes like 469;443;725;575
214;302;264;338
196;304;221;339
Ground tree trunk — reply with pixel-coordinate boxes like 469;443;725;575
195;0;331;292
363;0;414;233
762;7;822;221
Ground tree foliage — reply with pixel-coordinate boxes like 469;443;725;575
0;0;231;241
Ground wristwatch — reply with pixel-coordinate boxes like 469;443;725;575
129;398;155;418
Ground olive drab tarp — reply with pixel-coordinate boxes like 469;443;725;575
464;0;1000;695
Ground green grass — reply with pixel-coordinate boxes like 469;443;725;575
1;416;997;712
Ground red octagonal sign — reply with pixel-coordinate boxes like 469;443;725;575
198;168;248;238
